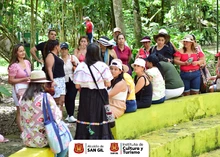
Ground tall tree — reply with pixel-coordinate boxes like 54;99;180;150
133;0;142;48
112;0;126;34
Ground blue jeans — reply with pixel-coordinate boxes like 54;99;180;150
180;70;201;92
56;148;68;157
152;96;165;104
87;33;93;43
125;100;137;113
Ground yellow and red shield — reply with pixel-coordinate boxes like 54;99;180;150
110;142;119;152
74;143;84;154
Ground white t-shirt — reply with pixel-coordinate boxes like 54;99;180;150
146;67;165;101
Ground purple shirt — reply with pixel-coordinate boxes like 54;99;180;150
113;46;131;65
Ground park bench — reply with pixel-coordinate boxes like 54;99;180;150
10;93;220;157
112;93;220;156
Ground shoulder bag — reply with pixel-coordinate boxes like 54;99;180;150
42;93;73;153
87;64;115;128
196;52;211;93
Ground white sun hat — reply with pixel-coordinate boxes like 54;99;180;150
131;58;146;68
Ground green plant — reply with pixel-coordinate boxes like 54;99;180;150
0;86;11;102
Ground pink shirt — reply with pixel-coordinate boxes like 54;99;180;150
8;60;31;84
174;51;204;72
113;46;131;65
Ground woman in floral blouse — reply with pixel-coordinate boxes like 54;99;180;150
20;70;67;157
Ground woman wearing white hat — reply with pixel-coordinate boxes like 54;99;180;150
20;70;68;157
97;36;117;65
174;35;205;96
108;59;128;118
132;58;153;108
135;36;152;59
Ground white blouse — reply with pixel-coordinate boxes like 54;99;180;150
73;61;113;89
63;55;79;82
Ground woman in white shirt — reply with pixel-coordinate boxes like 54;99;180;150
145;54;166;104
73;43;114;139
60;42;79;123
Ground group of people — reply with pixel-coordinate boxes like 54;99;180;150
4;26;220;156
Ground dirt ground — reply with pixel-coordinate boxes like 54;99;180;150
0;76;77;157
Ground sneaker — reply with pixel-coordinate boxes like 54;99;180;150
68;116;77;123
65;115;69;121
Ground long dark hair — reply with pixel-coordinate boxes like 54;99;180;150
43;39;59;62
147;54;165;79
8;44;28;68
110;72;124;88
77;36;89;49
85;43;101;66
22;83;44;101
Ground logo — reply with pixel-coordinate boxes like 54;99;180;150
74;143;84;154
110;142;119;152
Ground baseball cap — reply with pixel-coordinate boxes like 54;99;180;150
113;27;122;33
60;42;69;49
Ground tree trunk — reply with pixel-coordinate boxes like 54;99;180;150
161;0;165;25
60;0;66;42
112;0;126;34
133;0;142;48
30;0;36;67
110;0;116;30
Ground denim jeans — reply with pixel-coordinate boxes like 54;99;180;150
125;100;137;113
152;96;165;104
180;70;201;92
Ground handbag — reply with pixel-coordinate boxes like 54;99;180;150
200;66;211;93
196;51;211;93
42;93;73;154
87;64;115;128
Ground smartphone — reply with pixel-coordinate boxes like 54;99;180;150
187;57;193;63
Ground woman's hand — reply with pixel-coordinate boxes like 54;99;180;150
184;61;191;65
51;81;57;87
192;61;200;66
24;77;30;82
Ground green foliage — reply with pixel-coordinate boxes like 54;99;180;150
0;86;11;98
0;58;9;66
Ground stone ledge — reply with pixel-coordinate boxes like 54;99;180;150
113;93;220;139
139;115;220;157
198;149;220;157
9;147;54;157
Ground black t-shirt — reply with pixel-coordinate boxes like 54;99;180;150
36;41;47;61
150;44;173;62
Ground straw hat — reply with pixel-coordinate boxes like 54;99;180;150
97;37;113;47
28;70;51;83
131;58;146;68
181;35;194;43
110;59;129;73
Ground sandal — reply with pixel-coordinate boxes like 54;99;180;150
0;134;9;143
